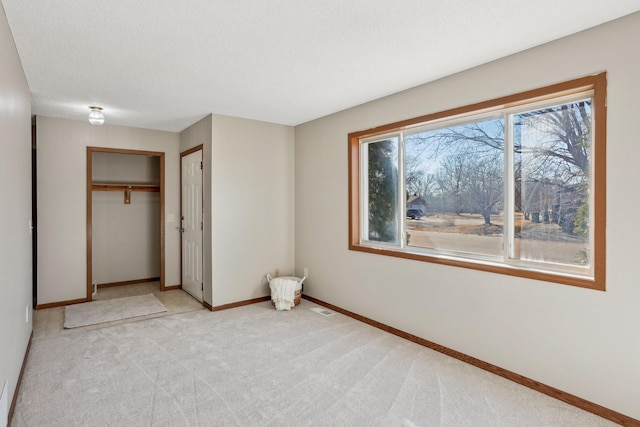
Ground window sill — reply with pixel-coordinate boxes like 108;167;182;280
349;242;604;291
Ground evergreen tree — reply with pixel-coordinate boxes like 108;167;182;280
367;140;398;242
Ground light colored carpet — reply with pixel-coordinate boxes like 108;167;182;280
63;293;167;329
14;300;615;426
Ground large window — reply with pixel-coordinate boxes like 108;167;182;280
349;74;606;290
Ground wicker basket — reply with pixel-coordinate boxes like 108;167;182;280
271;288;302;307
266;274;305;308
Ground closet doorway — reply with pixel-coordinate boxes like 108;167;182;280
86;147;166;301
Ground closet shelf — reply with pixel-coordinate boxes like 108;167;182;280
92;183;159;204
91;183;160;192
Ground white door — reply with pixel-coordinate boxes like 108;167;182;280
181;150;203;301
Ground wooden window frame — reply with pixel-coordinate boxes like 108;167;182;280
348;73;607;291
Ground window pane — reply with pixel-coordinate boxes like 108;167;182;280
513;100;591;268
405;117;504;257
366;138;399;243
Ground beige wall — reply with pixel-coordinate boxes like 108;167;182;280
92;153;161;285
0;2;32;420
180;115;213;304
180;114;295;307
295;12;640;419
36;116;180;304
210;114;295;306
92;192;160;284
92;152;160;184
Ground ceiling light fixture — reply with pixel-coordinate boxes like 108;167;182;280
88;106;105;125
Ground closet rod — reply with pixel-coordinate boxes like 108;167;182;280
91;183;159;192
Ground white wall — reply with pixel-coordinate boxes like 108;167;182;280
0;2;32;422
180;115;213;304
295;12;640;419
92;153;161;284
210;114;295;306
36;116;180;304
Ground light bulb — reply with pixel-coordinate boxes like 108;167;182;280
88;106;105;125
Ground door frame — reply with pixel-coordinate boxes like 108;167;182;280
179;144;204;300
32;124;38;308
86;146;166;301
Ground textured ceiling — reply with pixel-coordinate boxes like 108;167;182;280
2;1;639;132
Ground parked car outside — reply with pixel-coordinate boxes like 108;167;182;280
406;209;423;219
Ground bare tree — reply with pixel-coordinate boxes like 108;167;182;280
516;101;591;233
406;169;436;200
463;154;504;225
516;101;590;175
405;100;591;235
436;154;469;214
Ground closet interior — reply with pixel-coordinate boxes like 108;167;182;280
89;150;162;298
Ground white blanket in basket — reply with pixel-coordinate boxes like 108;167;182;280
270;278;298;311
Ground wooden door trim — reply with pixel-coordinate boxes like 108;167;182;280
181;144;203;157
86;146;166;300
